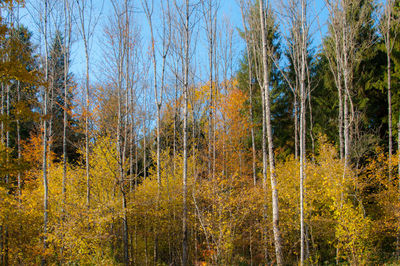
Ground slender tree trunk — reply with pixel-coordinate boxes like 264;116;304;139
182;1;189;264
142;0;171;256
130;85;135;193
135;129;138;188
122;191;129;265
173;81;177;174
299;47;306;266
260;60;269;264
155;103;161;264
343;85;349;171
294;93;298;159
116;36;127;266
62;0;71;224
76;0;92;209
386;4;392;179
157;103;161;184
48;78;53;156
396;0;400;249
17;81;21;201
307;76;314;156
0;225;3;265
299;0;307;263
250;229;253;266
3;226;7;266
5;84;9;184
338;70;344;160
84;43;90;209
212;50;217;184
250;79;257;186
239;1;256;185
129;121;134;190
259;1;283;264
76;0;99;213
191;101;197;265
203;0;215;180
62;0;68;215
342;19;350;170
134;127;138;262
42;1;49;264
60;1;70;258
143;91;147;180
251;2;269;261
1;83;3;145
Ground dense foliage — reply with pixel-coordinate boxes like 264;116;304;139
1;0;400;265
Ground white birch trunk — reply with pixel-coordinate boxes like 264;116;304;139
259;1;283;264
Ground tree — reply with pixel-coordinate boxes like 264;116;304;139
380;0;400;179
277;0;311;262
259;0;283;263
170;0;194;263
42;1;50;262
0;12;40;264
61;0;72;240
182;1;190;263
141;0;171;261
76;0;101;210
239;0;261;186
324;0;376;168
48;31;75;160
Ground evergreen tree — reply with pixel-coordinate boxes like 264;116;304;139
48;31;79;161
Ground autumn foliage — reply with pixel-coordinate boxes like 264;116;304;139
1;0;400;264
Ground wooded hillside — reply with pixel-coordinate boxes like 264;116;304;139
0;0;400;264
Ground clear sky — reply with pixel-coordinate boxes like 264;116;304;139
19;0;329;88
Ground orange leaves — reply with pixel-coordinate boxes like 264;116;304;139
0;0;23;9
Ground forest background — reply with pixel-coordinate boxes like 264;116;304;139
0;0;400;265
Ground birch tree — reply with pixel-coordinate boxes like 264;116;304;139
201;0;218;179
259;0;283;263
182;1;190;263
325;0;375;170
380;0;399;179
61;0;72;220
277;0;311;262
141;0;171;261
25;0;52;260
172;0;193;263
380;0;400;254
42;0;49;262
76;0;101;209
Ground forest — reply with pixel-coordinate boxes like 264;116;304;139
0;0;400;264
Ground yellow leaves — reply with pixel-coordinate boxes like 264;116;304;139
0;133;129;264
271;136;374;263
335;202;372;264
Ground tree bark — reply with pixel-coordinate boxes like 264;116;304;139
76;0;92;210
182;0;189;264
385;1;393;180
299;0;307;263
259;1;283;264
239;0;257;185
42;1;49;263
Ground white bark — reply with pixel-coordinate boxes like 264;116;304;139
42;0;49;263
182;0;189;263
382;0;396;180
299;0;307;263
259;0;283;264
76;0;100;210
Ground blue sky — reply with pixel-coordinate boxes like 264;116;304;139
19;0;329;87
